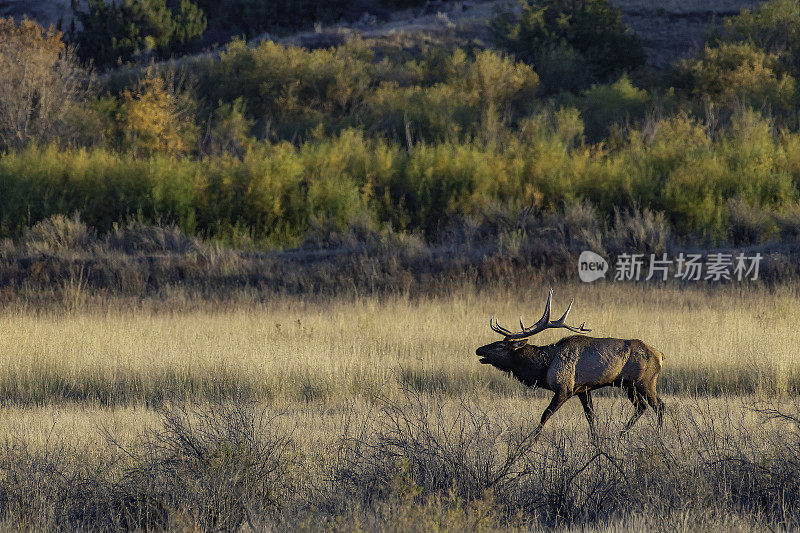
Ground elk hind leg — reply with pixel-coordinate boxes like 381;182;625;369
620;383;647;436
644;379;665;430
577;390;596;435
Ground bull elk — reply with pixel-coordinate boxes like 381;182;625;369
476;290;665;439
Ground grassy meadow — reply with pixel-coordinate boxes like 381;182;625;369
0;282;798;530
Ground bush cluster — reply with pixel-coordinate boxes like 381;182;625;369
2;109;799;246
489;0;646;93
3;2;800;249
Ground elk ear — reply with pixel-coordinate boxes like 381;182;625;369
510;339;528;350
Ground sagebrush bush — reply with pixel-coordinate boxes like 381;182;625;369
106;222;200;254
0;402;298;530
23;214;96;256
606;207;672;256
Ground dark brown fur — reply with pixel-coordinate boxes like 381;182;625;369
476;335;665;438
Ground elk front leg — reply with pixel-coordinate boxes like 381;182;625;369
577;390;596;435
533;389;571;441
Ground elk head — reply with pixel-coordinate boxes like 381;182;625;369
475;290;591;372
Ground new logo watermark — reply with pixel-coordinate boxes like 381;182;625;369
578;251;608;282
579;251;763;282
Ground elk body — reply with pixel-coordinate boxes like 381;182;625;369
476;291;665;438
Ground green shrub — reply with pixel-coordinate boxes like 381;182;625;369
577;75;650;143
1;109;798;246
363;49;538;144
677;41;796;114
198;39;374;140
724;0;800;71
194;42;539;145
529;44;591;95
204;98;255;158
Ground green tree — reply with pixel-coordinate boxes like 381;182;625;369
71;0;206;68
490;0;645;94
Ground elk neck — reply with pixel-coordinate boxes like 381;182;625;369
509;342;556;389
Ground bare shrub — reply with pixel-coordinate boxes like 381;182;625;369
0;397;798;529
333;385;541;512
0;402;297;530
606;207;672;255
0;18;93;151
94;401;298;530
23;213;96;256
728;196;779;245
322;387;800;529
0;438;82;529
105;222;200;254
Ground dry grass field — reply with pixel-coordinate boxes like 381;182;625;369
0;281;798;530
1;282;796;406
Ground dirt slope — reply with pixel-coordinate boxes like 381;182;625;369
0;0;766;67
269;0;765;68
0;0;73;28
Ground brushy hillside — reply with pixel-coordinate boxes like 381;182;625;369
5;1;800;256
0;0;765;66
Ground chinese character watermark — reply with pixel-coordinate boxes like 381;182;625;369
579;251;763;282
614;253;645;281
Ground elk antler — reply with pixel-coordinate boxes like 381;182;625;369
489;290;591;340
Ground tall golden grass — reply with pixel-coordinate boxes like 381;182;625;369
1;282;797;406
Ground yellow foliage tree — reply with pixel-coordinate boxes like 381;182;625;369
120;71;198;157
